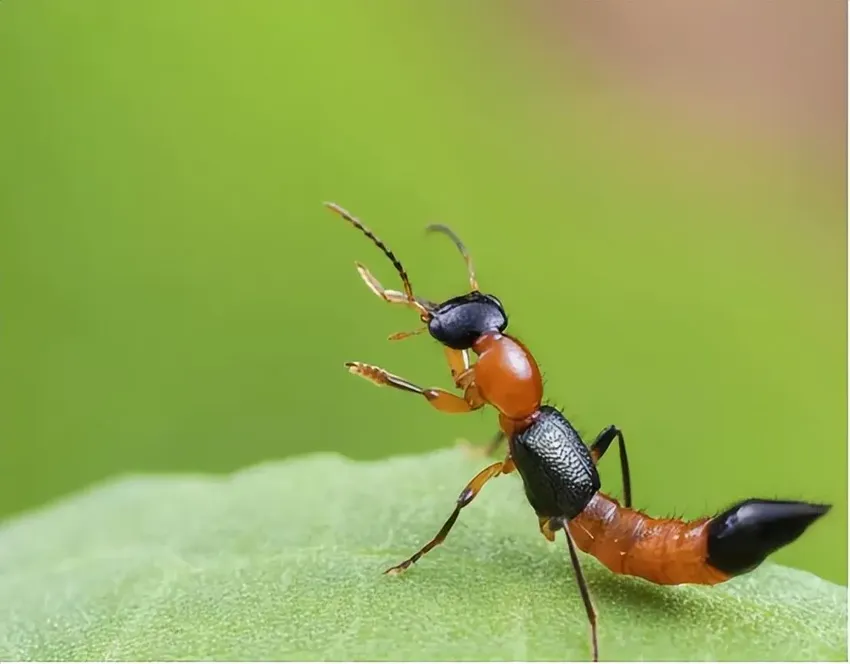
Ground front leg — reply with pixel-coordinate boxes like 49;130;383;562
346;361;485;414
443;346;471;385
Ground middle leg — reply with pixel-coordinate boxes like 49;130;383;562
441;340;509;456
443;346;471;386
385;455;516;574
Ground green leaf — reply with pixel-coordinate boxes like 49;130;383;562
0;449;845;661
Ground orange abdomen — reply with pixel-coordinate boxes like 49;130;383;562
568;493;730;585
472;333;543;421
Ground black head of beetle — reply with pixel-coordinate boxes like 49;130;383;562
426;291;508;350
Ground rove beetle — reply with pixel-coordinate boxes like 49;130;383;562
325;202;830;661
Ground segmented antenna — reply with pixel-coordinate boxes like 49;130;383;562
324;202;416;303
425;223;479;292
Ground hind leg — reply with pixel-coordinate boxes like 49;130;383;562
590;425;632;508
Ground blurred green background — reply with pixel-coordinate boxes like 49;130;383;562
1;1;845;585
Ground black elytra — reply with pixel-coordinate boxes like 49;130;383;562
706;499;831;575
426;291;508;350
509;406;601;519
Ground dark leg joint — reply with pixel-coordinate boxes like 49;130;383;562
546;516;565;532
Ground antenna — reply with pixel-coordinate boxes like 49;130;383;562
426;223;479;292
325;202;430;318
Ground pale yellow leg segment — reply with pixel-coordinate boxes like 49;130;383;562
385;455;515;574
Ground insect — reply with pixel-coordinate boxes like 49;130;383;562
324;201;831;661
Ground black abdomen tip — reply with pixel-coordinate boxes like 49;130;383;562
706;499;830;576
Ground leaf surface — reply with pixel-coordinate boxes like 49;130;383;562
0;449;845;661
